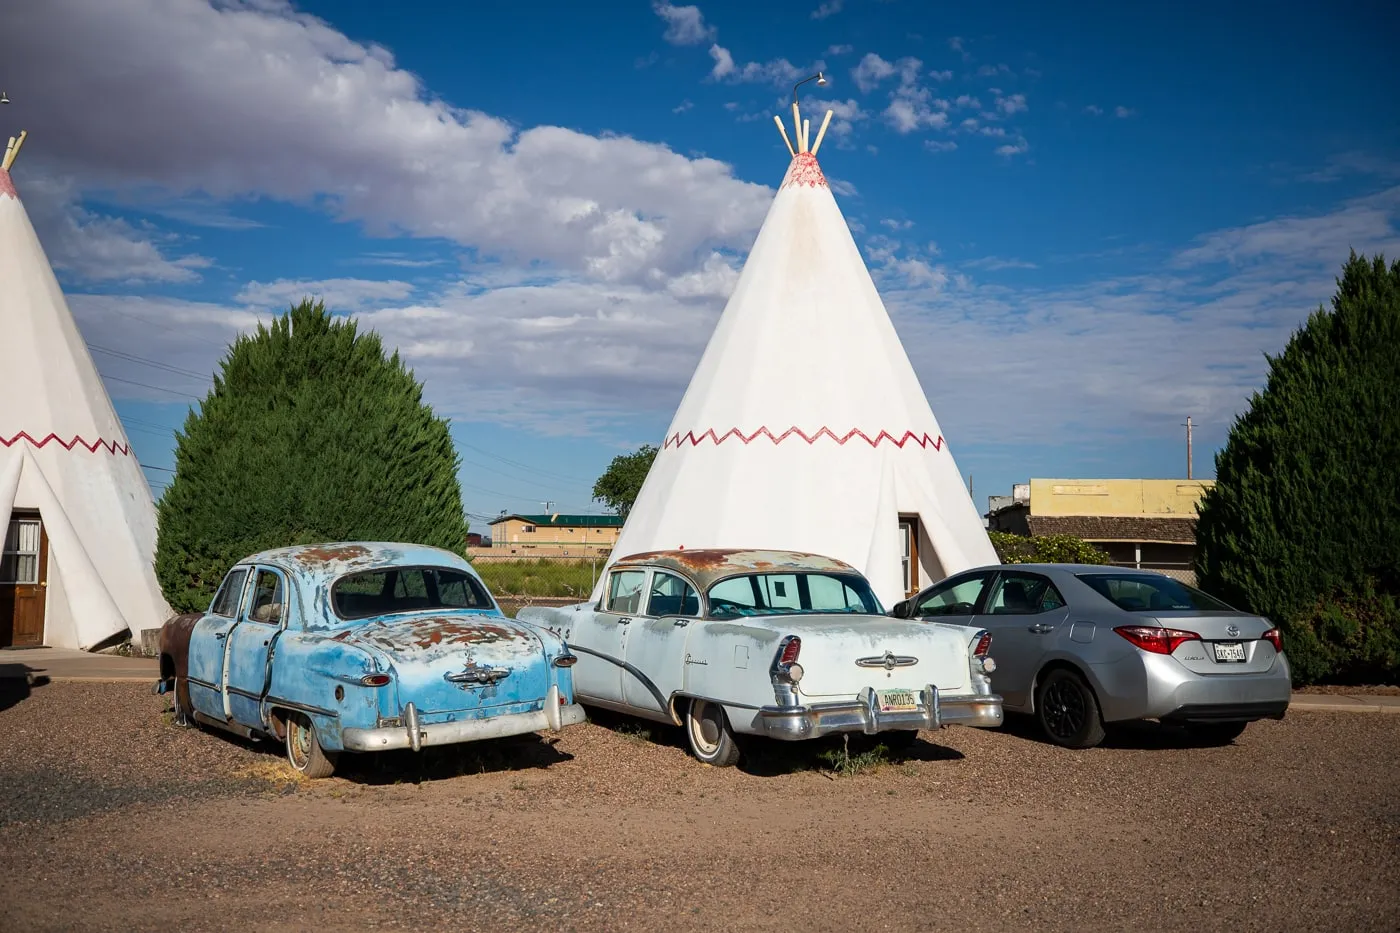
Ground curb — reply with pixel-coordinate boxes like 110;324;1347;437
1289;695;1400;714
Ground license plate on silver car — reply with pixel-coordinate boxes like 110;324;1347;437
1213;642;1247;662
877;688;919;711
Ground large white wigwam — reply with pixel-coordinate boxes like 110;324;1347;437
0;131;173;649
600;103;998;606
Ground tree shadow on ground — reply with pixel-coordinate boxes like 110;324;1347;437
0;663;50;714
998;711;1251;750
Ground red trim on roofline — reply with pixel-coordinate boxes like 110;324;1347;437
663;427;944;450
1;432;131;456
780;152;827;189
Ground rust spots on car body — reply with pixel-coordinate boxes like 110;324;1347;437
356;618;527;654
610;548;859;591
294;544;373;566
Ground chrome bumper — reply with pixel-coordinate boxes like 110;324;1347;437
342;685;586;752
755;685;1004;741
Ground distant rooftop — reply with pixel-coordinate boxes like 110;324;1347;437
488;513;624;528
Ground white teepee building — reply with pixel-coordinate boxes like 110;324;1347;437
599;104;997;607
0;132;173;649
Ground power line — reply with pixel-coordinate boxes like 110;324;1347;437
87;344;209;381
140;463;175;473
99;372;202;400
455;438;589;485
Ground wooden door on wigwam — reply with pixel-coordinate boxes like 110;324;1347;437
0;514;48;647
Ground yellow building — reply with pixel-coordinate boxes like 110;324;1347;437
484;513;623;557
986;478;1215;583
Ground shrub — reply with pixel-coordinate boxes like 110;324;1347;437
989;532;1112;566
155;300;468;612
1195;253;1400;684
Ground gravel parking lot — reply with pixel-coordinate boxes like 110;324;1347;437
2;681;1397;933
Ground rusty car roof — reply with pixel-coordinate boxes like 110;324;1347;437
239;542;471;582
609;548;861;590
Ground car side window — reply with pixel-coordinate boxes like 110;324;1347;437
914;573;990;617
605;570;647;614
985;572;1066;615
247;569;285;624
210;568;249;617
646;571;699;617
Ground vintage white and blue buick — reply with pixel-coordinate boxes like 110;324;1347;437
155;543;585;778
518;549;1003;766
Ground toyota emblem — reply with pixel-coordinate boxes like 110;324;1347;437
1226;624;1240;638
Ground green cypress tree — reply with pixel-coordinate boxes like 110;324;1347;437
155;299;469;612
1195;252;1400;683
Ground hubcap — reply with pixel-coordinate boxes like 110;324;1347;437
690;701;722;755
288;719;312;768
1043;680;1086;739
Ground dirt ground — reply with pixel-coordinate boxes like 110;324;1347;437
1;681;1397;933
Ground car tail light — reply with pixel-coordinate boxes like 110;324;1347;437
1113;625;1200;655
360;673;392;687
1260;628;1282;652
773;636;803;683
973;631;992;657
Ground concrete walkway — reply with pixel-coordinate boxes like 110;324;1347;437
1;647;1397;712
0;646;158;683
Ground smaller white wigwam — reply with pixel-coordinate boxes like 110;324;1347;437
599;95;998;606
0;130;174;649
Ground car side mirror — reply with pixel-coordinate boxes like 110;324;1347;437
891;599;911;619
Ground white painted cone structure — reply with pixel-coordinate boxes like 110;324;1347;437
0;133;173;649
596;106;997;607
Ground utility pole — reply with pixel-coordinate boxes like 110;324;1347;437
1182;416;1194;479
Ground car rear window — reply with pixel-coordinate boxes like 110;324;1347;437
1075;573;1235;612
706;572;883;618
332;567;494;620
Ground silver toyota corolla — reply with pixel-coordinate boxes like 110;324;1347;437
891;564;1291;748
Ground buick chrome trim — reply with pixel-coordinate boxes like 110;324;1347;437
855;650;918;670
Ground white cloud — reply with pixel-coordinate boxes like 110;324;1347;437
965;256;1038;271
708;44;813;86
1114;105;1135;118
1084;104;1104;116
7;0;773;287
924;140;957;153
928;69;953;81
995;139;1029;157
885;93;950;133
806;97;869;139
664;252;741;299
954;95;981;109
673;99;694;113
977;63;1011;76
881;218;914;230
652;2;715;45
826;44;854;56
811;0;843;19
948;36;971;61
995;93;1028;116
235;278;416;311
852;53;897;92
15;173;212;284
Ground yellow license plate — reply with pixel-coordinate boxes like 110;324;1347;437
877;689;918;712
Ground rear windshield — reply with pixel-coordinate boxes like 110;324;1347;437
706;572;884;618
1076;573;1235;613
332;566;495;621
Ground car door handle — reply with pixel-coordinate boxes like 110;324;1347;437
617;617;632;625
215;632;226;640
1028;623;1055;634
672;618;689;627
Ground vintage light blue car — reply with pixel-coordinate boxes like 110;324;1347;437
155;542;585;777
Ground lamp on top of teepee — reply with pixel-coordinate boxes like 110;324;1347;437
0;132;174;650
594;88;997;607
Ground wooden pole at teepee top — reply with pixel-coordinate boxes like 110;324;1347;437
791;102;802;152
773;115;795;157
2;130;27;171
811;110;834;156
802;118;810;154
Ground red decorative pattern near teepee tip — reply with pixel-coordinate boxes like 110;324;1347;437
1;432;131;456
780;152;827;189
0;169;16;200
663;426;944;451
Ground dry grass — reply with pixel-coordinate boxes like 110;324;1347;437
473;558;600;599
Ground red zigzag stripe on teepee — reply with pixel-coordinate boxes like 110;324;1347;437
663;427;945;450
1;432;131;456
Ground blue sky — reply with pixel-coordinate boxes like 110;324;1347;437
4;0;1399;530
